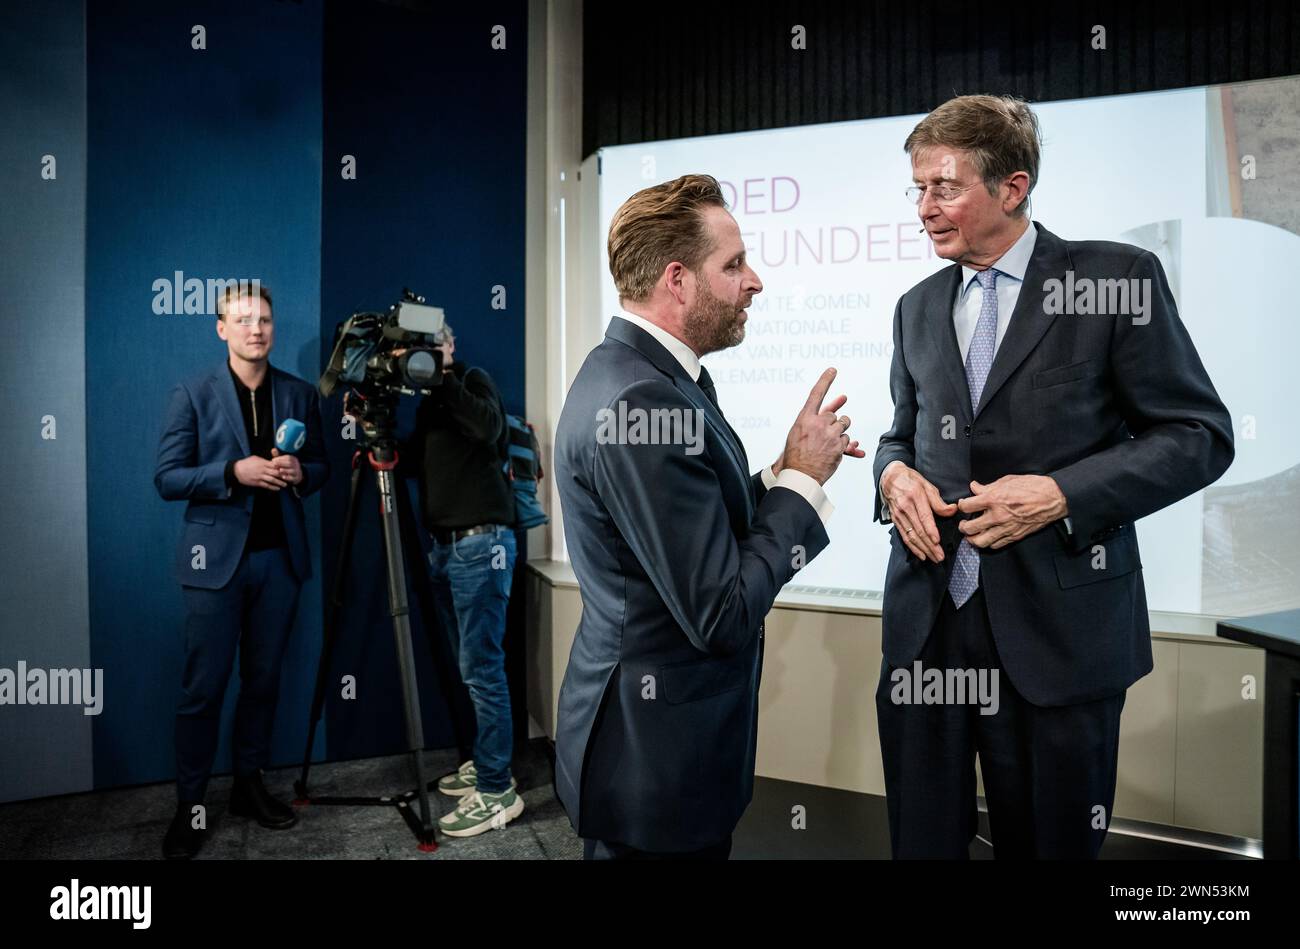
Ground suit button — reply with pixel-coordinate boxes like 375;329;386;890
963;424;972;437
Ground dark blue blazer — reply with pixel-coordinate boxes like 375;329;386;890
554;317;830;852
872;223;1234;705
154;362;329;590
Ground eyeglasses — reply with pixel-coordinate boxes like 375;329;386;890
905;182;979;206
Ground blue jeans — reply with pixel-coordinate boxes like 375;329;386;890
427;526;517;793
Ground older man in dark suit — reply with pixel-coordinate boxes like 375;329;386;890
874;95;1234;858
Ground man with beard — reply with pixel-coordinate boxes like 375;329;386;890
554;174;863;859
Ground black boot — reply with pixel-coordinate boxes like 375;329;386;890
162;802;205;859
229;770;298;829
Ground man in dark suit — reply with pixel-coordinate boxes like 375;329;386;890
555;174;863;859
154;284;329;859
873;95;1234;858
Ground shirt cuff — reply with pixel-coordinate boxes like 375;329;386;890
770;467;833;526
760;465;777;491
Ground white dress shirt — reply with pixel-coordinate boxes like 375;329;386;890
616;309;833;526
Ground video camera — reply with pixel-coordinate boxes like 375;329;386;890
319;289;449;399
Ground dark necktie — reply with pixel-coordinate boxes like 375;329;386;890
696;365;749;470
697;365;720;410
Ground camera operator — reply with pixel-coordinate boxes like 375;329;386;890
404;324;524;837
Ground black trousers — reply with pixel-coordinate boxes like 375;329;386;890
876;587;1126;859
583;835;733;861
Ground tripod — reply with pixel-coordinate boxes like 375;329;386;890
292;389;469;852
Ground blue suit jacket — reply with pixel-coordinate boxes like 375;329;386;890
553;317;830;852
872;223;1234;705
154;362;329;590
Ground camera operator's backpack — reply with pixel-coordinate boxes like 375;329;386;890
502;414;549;530
468;368;550;530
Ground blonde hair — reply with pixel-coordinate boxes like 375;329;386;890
904;95;1041;215
607;174;726;302
216;282;273;321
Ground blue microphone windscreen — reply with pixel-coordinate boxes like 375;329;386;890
275;419;306;454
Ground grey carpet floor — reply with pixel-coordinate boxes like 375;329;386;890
0;739;583;860
4;739;1237;861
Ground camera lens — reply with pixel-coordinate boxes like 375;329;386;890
403;350;438;386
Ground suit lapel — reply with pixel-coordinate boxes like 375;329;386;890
604;318;752;509
920;265;973;425
211;362;251;457
677;377;751;495
690;366;750;473
709;391;751;472
974;223;1069;418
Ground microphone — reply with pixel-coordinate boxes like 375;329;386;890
275;419;306;454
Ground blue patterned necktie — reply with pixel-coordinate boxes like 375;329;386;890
948;268;999;608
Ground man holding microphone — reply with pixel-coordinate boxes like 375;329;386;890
154;283;329;859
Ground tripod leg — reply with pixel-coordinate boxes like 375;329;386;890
372;458;436;841
295;452;366;801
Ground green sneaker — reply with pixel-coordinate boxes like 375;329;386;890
438;787;524;837
436;761;516;798
437;761;478;797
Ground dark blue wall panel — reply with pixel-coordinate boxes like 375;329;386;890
2;0;527;801
86;0;325;789
319;0;527;761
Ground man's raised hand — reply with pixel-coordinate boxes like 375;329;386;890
781;368;865;485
